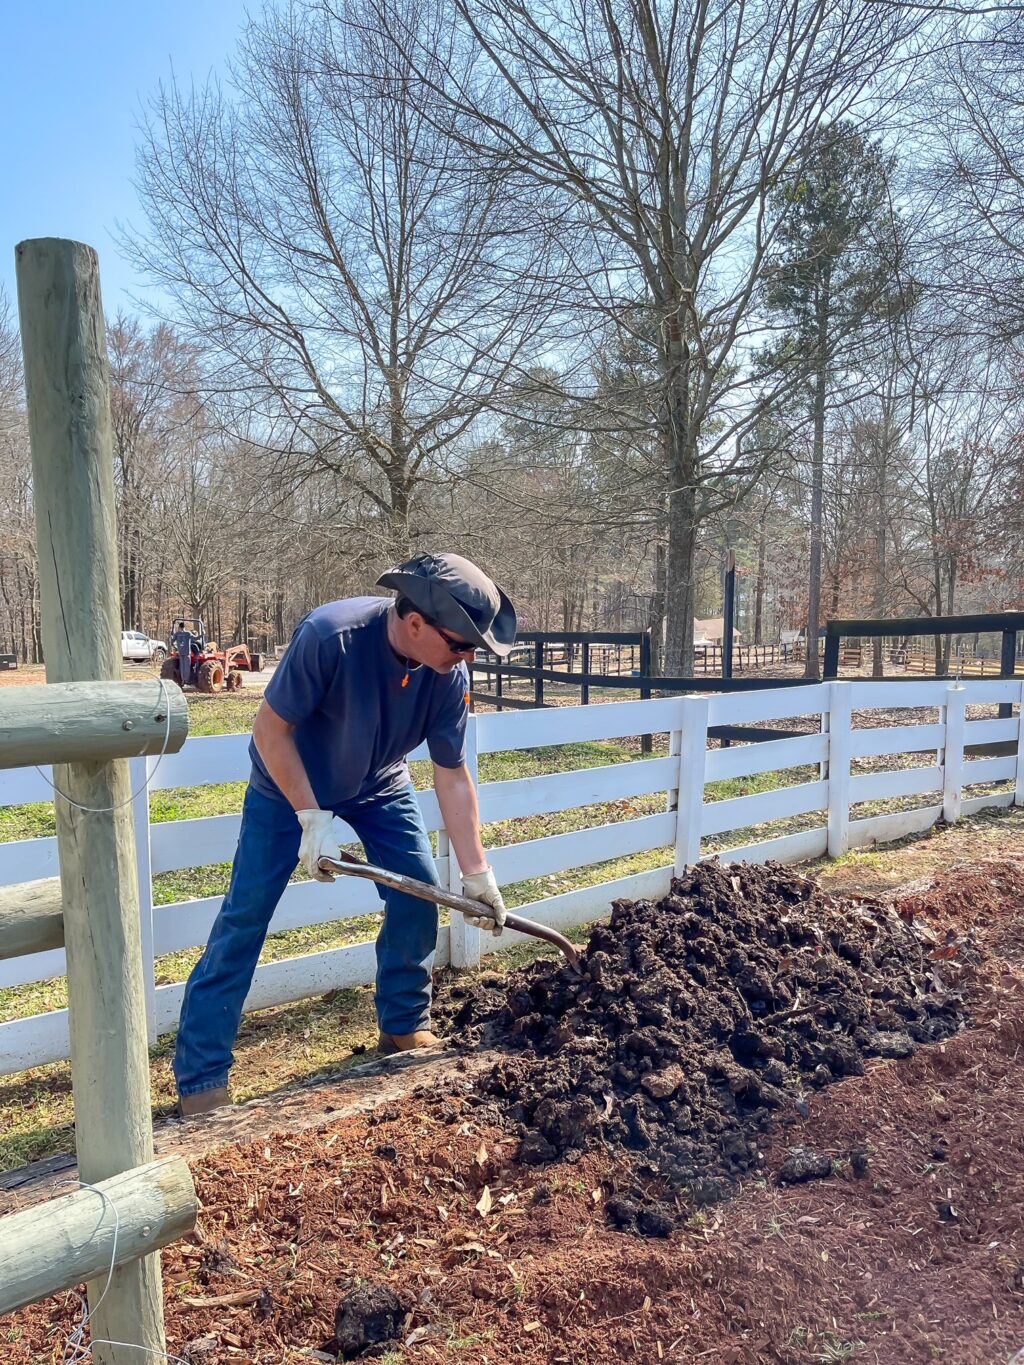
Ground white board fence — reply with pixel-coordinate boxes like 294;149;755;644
1;679;1021;1076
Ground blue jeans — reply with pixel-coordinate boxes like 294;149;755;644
173;782;439;1097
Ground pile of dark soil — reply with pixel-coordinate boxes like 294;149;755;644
443;860;967;1228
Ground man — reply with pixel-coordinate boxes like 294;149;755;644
173;551;516;1116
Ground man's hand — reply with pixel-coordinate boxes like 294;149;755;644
461;867;507;938
296;809;340;882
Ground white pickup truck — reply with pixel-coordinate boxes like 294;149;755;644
121;630;167;664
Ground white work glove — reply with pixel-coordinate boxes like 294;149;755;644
296;809;340;882
461;867;507;938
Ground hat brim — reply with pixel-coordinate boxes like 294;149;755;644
378;570;517;657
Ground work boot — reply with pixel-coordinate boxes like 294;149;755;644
177;1086;231;1117
377;1029;440;1056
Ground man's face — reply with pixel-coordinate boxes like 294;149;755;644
406;611;478;673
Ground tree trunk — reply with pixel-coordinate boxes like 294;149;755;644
274;589;285;646
753;510;767;647
805;363;826;679
648;537;666;675
662;340;697;677
664;480;696;676
872;419;890;680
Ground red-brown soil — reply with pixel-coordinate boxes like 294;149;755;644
5;861;1024;1364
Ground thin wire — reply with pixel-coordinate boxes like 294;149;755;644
57;1177;190;1365
57;1180;117;1364
35;678;174;814
75;1343;190;1363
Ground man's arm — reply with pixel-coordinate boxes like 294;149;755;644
253;699;318;811
431;762;488;875
253;699;339;882
432;762;507;935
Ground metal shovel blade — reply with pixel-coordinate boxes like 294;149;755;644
318;852;582;970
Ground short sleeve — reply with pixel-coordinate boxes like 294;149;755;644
427;667;469;769
264;619;334;725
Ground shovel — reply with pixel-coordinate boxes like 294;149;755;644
317;851;582;970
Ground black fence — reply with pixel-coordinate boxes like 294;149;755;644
470;616;1024;752
824;612;1024;719
468;630;814;751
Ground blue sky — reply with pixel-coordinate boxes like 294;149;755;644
1;2;253;316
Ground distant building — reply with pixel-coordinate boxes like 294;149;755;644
694;617;741;646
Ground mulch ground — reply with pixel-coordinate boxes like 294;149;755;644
6;861;1024;1364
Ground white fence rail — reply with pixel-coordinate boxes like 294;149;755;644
1;680;1022;1075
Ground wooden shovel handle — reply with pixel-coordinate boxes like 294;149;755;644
318;852;581;969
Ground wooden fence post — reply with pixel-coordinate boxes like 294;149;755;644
674;696;709;872
16;238;164;1363
534;640;544;707
1015;681;1024;808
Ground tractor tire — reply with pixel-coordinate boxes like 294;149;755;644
226;669;244;691
249;653;263;673
160;656;182;687
197;660;225;693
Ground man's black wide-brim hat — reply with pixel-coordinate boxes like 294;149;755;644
377;552;518;657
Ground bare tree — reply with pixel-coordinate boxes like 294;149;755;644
398;0;928;670
895;347;1019;666
0;292;41;662
108;317;199;629
928;11;1024;349
128;0;557;569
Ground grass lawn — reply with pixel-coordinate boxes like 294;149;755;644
0;692;1010;1168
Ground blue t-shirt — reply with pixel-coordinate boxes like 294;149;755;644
250;597;469;806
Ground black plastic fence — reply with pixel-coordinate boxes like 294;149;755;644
468;631;814;752
824;612;1024;720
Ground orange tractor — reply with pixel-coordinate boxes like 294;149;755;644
160;617;263;693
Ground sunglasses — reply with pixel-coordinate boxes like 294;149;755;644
424;616;477;654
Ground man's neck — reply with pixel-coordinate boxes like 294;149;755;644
386;606;421;666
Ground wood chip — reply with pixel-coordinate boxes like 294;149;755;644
180;1289;260;1309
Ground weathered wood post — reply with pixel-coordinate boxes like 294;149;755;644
15;238;167;1363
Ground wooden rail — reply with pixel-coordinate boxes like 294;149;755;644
0;1158;197;1316
0;680;187;768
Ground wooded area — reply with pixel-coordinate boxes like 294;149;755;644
3;0;1024;676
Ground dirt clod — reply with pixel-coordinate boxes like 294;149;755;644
450;860;964;1232
636;1204;675;1237
332;1282;408;1359
777;1147;834;1184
